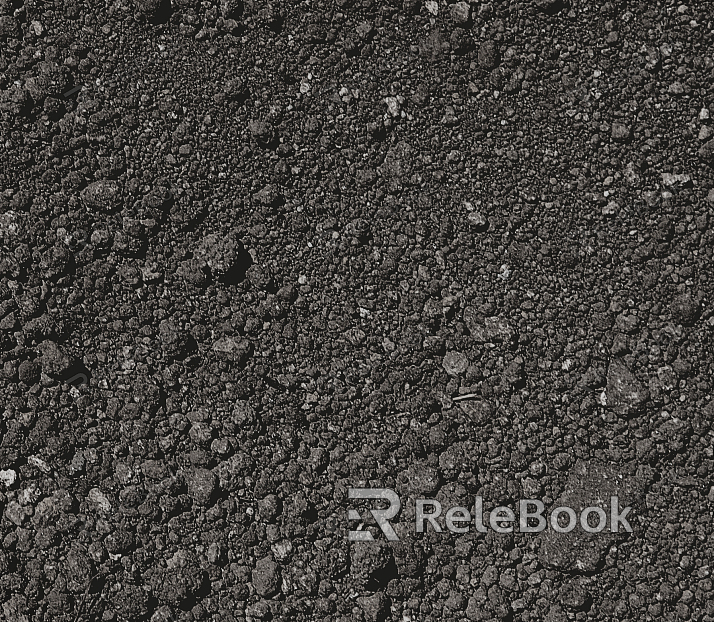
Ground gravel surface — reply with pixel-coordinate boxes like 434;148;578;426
1;0;714;621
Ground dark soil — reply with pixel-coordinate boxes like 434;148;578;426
1;0;714;620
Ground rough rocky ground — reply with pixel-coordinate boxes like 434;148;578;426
1;0;714;620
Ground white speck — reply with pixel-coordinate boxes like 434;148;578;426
498;264;511;281
158;44;165;51
561;359;574;371
298;275;308;285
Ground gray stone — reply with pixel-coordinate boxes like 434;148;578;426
670;293;699;326
537;460;649;572
81;180;122;211
212;336;253;364
463;310;515;343
611;122;631;141
699;137;714;162
5;501;30;526
38;340;74;377
605;360;649;416
194;232;244;275
458;399;495;424
252;556;280;597
450;1;470;24
478;40;500;69
442;351;469;376
186;468;216;505
357;591;389;622
396;463;440;495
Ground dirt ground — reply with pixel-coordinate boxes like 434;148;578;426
1;0;714;620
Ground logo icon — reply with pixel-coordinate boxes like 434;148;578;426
347;488;400;541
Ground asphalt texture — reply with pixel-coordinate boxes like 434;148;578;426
1;0;714;621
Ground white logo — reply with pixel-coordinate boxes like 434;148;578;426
347;488;633;541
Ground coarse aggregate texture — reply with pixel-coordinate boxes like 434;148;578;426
1;0;714;620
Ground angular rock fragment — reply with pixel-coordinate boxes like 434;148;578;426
194;231;249;279
605;360;649;416
151;551;206;605
0;84;31;116
186;468;216;505
252;556;281;597
350;542;393;588
611;121;631;142
24;61;70;104
450;1;470;24
81;180;122;212
463;308;515;343
158;319;193;359
0;15;20;40
699;137;714;162
478;40;500;69
37;340;74;377
253;183;282;206
442;351;469;376
396;463;440;496
212;336;253;365
670;293;699;326
382;140;414;182
537;460;649;572
458;399;495;424
358;591;390;622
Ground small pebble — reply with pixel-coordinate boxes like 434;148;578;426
0;469;17;487
443;351;469;376
611;121;631;141
450;1;470;24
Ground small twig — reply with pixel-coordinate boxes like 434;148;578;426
452;393;479;402
63;85;84;98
